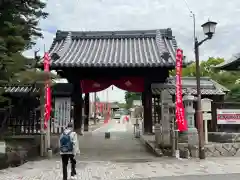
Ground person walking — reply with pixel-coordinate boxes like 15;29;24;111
59;122;80;180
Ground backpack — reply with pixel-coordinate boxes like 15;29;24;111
60;131;73;153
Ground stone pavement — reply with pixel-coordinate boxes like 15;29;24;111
1;157;240;180
78;119;156;161
1;120;240;179
128;173;240;180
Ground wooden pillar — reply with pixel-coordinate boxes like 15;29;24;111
142;92;146;133
72;81;83;134
84;93;90;131
143;80;153;134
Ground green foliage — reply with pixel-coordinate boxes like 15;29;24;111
169;57;224;77
226;84;240;102
96;96;100;102
122;57;240;104
0;0;48;101
0;0;48;49
170;57;240;102
124;92;141;109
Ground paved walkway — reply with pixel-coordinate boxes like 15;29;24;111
78;119;155;161
1;120;240;179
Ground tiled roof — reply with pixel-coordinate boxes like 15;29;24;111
3;85;39;93
152;77;229;95
2;83;72;96
214;53;240;70
40;29;178;68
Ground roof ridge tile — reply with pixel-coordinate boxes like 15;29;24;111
39;29;179;68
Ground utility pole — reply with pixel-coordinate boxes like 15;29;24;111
195;39;205;159
194;20;217;159
40;86;45;157
34;50;44;157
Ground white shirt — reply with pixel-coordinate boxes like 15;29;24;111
59;128;80;155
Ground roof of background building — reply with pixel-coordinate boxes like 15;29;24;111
39;29;179;68
3;77;227;97
2;83;73;96
3;85;39;94
152;77;229;95
214;53;240;70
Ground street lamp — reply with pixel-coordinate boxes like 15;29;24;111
195;20;217;159
201;21;217;38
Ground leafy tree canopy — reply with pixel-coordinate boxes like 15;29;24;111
125;92;141;109
170;57;240;101
126;57;240;104
0;0;48;101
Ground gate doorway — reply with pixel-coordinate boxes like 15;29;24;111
40;29;177;134
40;29;178;160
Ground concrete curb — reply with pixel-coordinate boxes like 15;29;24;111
139;134;163;157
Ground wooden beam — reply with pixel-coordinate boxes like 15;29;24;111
72;80;83;134
143;79;153;134
84;93;90;131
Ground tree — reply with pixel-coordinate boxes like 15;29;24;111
169;57;240;87
226;84;240;102
96;96;100;102
0;0;48;101
125;92;141;109
170;57;240;102
169;57;224;77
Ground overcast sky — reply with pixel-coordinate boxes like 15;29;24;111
24;0;240;102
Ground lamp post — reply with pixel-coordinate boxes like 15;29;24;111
195;20;217;159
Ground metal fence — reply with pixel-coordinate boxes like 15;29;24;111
0;97;41;136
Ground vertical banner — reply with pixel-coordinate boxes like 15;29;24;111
175;49;187;131
100;103;103;113
44;52;51;129
54;98;71;131
53;98;60;132
96;102;99;113
104;90;110;123
107;102;111;120
66;98;71;123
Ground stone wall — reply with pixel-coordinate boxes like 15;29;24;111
0;136;40;169
208;132;240;143
179;142;240;158
0;135;60;170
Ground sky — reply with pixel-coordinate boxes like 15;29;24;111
24;0;240;102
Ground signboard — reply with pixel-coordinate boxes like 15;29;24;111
217;109;240;124
0;141;6;153
201;98;212;112
54;97;71;128
203;112;212;121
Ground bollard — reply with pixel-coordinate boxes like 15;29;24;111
105;132;110;139
175;130;180;159
135;124;140;138
47;148;52;159
154;124;161;148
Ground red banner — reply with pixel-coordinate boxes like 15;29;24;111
80;77;144;93
100;103;103;113
95;102;99;113
44;52;51;129
175;49;187;131
81;79;110;93
113;77;144;92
